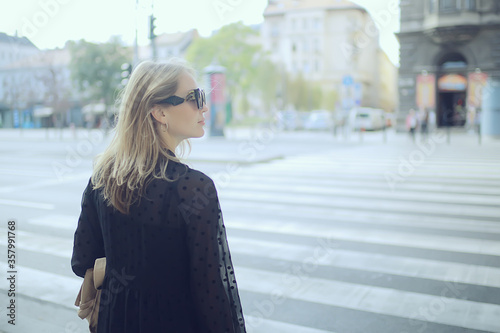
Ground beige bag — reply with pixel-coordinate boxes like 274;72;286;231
75;258;106;333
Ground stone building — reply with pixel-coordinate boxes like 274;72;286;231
262;0;397;113
0;33;40;127
140;29;199;61
397;0;500;131
0;47;80;128
0;32;39;68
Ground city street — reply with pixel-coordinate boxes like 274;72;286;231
0;127;500;333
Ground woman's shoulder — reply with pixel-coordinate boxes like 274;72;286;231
174;165;217;198
155;157;214;187
178;165;215;187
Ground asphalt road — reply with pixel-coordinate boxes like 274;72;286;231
0;127;499;333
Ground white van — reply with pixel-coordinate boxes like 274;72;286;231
350;107;386;131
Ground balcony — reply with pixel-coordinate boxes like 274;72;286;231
422;2;484;44
424;24;480;44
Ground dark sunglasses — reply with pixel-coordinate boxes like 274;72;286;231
158;88;206;110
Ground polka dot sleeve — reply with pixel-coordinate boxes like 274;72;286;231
178;171;246;333
71;179;105;278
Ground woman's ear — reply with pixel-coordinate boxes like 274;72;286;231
151;105;166;123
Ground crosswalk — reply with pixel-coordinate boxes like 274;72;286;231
214;140;500;332
1;135;500;332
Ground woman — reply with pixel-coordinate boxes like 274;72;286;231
71;60;246;332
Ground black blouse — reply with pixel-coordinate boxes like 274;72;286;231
71;157;246;333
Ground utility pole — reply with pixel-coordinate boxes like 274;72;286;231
149;1;157;60
133;0;139;67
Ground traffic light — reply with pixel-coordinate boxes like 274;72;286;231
149;15;157;40
121;63;132;86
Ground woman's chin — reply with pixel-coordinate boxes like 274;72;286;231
197;128;205;137
190;129;205;139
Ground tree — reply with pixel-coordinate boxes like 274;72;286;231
321;88;338;111
37;51;72;128
68;37;131;125
186;21;337;118
286;74;322;111
254;58;282;115
185;22;265;116
1;72;37;128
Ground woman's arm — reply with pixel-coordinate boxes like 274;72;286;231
179;172;246;333
71;179;105;278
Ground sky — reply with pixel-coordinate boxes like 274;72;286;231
0;0;400;65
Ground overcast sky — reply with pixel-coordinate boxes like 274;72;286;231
0;0;400;65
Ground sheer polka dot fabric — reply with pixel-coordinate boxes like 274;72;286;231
72;157;246;332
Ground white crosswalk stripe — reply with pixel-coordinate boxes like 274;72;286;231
1;137;500;332
229;237;500;288
236;267;500;333
245;316;335;333
225;218;500;256
212;144;500;332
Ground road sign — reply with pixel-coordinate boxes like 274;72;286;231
343;75;353;86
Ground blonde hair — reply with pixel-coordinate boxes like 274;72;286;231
91;59;193;214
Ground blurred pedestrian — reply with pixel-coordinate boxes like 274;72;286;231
71;60;246;333
406;109;417;142
420;109;429;139
475;108;481;134
428;109;436;133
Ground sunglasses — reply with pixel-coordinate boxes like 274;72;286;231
158;88;206;110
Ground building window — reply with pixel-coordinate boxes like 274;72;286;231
313;38;321;52
439;0;460;13
313;18;321;31
314;60;321;72
400;0;412;7
303;61;310;73
429;0;437;13
303;39;310;53
272;41;278;52
463;0;476;11
271;24;280;37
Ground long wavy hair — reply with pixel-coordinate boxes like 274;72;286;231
91;59;193;214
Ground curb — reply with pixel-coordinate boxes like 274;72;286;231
184;155;285;165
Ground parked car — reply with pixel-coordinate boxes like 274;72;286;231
304;110;334;131
278;110;299;130
350;107;386;131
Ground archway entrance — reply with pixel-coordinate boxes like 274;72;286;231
437;53;467;127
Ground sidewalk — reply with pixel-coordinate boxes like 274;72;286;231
1;127;498;164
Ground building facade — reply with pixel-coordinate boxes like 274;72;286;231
0;32;39;68
0;33;40;128
0;32;87;129
0;47;82;128
262;0;397;113
0;28;199;129
140;29;199;61
397;0;500;131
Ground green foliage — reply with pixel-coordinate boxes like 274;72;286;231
186;22;259;88
68;37;131;108
321;89;338;111
186;22;266;115
254;58;282;114
227;115;273;127
186;21;338;116
286;74;324;111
